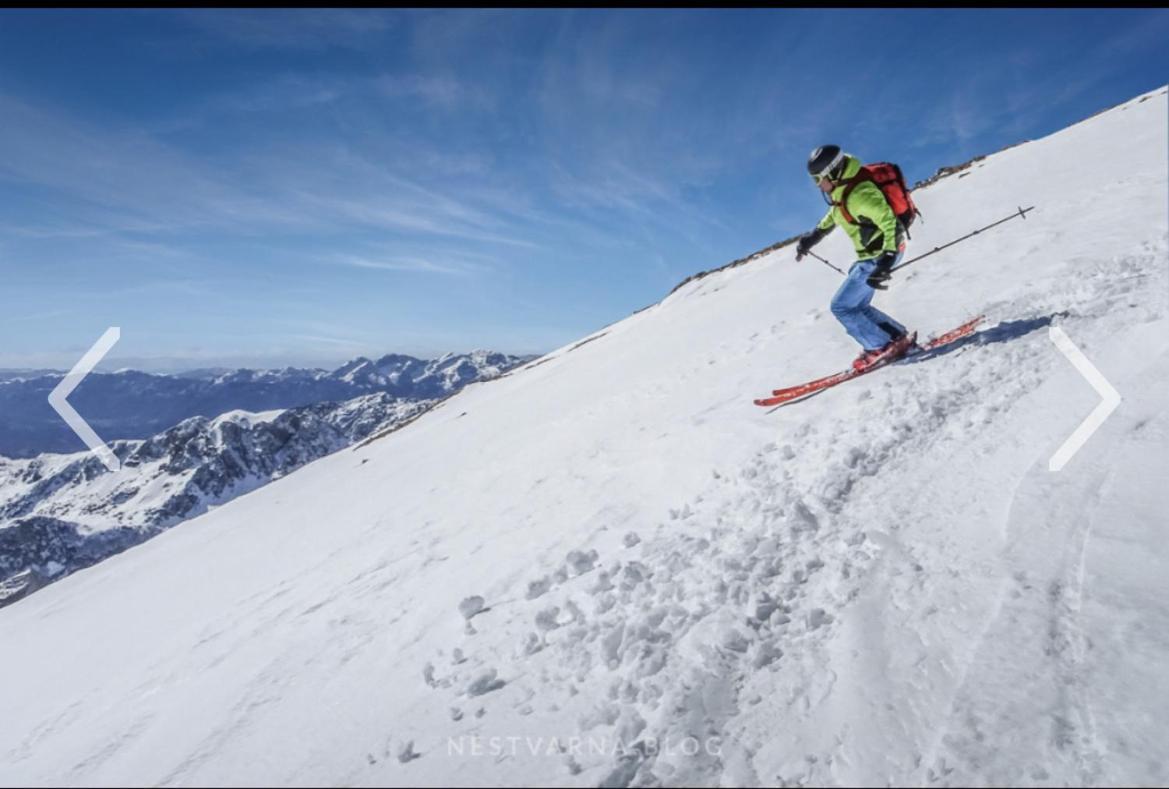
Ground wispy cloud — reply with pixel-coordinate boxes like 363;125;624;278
155;69;492;136
0;91;537;250
3;308;73;324
334;255;473;275
908;10;1169;154
177;9;400;51
287;333;369;348
374;73;494;112
1093;8;1169;58
0;93;302;233
178;74;348;119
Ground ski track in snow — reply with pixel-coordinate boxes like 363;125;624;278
396;245;1165;787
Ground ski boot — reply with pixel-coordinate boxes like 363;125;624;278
851;331;917;372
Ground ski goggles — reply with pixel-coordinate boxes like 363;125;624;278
810;151;846;184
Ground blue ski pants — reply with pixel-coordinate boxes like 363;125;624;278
830;251;907;351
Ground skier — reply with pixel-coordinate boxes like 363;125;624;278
795;145;917;372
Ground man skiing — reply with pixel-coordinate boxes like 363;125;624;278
795;145;917;372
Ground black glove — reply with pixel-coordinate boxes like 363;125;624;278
866;251;897;290
795;227;829;261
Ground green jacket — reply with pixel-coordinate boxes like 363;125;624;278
816;155;902;257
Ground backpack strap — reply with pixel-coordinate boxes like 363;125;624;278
837;164;923;230
834;168;873;226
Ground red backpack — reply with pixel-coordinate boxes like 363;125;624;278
836;162;921;234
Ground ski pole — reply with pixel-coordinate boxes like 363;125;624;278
890;206;1034;274
805;250;846;275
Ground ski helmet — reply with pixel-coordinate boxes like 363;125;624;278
807;145;845;182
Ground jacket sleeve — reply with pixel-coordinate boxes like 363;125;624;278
848;181;899;253
816;208;837;232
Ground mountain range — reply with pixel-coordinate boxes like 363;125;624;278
0;350;532;457
0;350;534;605
0;394;462;607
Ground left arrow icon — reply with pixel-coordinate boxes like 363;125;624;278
48;327;121;471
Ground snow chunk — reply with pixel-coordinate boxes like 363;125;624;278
397;740;420;763
458;595;486;620
565;549;598;576
466;670;505;697
720;627;749;653
526;576;551;600
807;608;833;630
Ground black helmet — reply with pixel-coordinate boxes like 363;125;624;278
807;145;846;182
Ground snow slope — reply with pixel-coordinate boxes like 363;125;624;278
0;87;1166;788
0;394;435;607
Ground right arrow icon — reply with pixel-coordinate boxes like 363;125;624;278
1048;325;1121;472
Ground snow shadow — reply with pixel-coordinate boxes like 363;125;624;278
905;313;1060;365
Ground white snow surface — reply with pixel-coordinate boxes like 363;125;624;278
1;87;1167;787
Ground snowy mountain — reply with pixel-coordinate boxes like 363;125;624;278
0;350;531;457
0;394;434;607
1;87;1166;787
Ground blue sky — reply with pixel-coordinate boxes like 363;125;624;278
2;9;1167;371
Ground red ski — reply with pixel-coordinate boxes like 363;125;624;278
753;315;985;408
